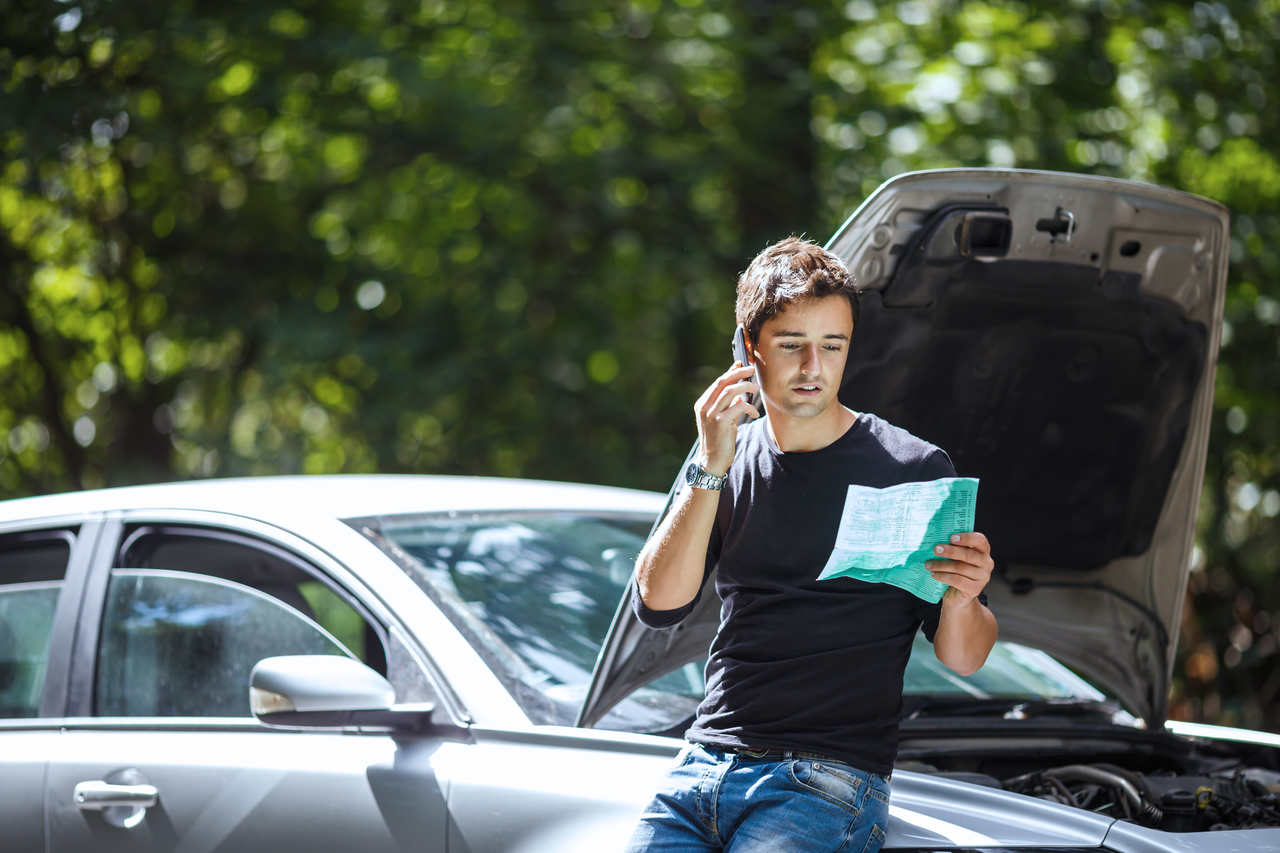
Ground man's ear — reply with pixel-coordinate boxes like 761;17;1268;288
744;334;755;364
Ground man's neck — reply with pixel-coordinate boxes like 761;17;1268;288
765;405;858;453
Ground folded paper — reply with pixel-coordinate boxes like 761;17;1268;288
816;477;979;603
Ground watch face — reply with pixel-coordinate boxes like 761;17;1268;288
684;462;697;485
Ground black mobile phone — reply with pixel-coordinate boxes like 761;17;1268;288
731;325;757;409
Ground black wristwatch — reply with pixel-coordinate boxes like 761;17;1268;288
684;461;728;491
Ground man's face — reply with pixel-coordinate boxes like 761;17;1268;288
748;294;853;420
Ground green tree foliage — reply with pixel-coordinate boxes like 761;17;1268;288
1;0;1277;729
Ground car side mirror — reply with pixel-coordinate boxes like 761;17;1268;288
250;655;447;733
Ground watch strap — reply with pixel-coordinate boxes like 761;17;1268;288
685;461;727;491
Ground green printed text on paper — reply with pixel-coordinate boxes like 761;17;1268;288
816;477;979;603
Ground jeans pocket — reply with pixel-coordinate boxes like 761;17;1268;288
788;760;863;814
859;821;886;853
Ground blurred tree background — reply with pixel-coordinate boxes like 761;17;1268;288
1;0;1276;729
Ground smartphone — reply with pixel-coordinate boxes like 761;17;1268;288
731;325;758;410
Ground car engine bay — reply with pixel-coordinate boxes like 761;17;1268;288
898;726;1280;832
1001;762;1280;831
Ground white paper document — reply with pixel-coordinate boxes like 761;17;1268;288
816;477;980;603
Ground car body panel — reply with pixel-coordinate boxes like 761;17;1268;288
1102;821;1280;853
0;727;56;852
438;729;675;853
0;474;665;529
885;769;1113;848
1165;720;1280;749
444;728;1118;851
43;726;443;852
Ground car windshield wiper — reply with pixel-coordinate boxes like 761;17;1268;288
902;695;1122;721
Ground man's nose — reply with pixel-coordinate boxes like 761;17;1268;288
800;344;820;374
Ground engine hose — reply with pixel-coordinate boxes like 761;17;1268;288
1044;774;1077;806
1043;765;1164;823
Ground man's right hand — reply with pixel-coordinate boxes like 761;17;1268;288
695;363;760;474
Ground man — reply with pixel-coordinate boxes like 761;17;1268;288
625;237;997;852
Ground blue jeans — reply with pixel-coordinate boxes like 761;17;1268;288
625;743;891;852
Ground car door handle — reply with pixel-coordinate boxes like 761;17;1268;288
73;780;159;809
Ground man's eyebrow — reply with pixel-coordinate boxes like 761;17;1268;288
771;330;850;340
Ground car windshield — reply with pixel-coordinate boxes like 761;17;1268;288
358;510;1113;732
903;633;1105;701
359;511;704;729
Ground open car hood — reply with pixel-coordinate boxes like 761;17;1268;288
581;169;1229;730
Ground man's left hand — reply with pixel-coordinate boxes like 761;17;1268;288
927;531;993;606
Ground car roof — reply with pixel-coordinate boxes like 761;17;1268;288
0;475;667;526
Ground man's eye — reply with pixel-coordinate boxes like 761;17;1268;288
824;345;842;352
780;344;800;350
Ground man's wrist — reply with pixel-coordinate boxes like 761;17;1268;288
941;588;980;611
695;454;729;478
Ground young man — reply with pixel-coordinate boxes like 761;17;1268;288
625;237;997;852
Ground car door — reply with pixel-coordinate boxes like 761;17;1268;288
43;514;452;853
0;522;96;853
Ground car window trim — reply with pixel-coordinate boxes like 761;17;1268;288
347;508;658;530
12;520;100;719
0;527;78;550
62;518;121;717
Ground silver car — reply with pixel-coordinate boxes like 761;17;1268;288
2;169;1278;851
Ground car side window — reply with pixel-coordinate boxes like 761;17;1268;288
116;527;387;675
95;526;417;718
95;570;347;716
0;530;74;718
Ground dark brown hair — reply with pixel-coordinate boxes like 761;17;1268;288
735;237;859;343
